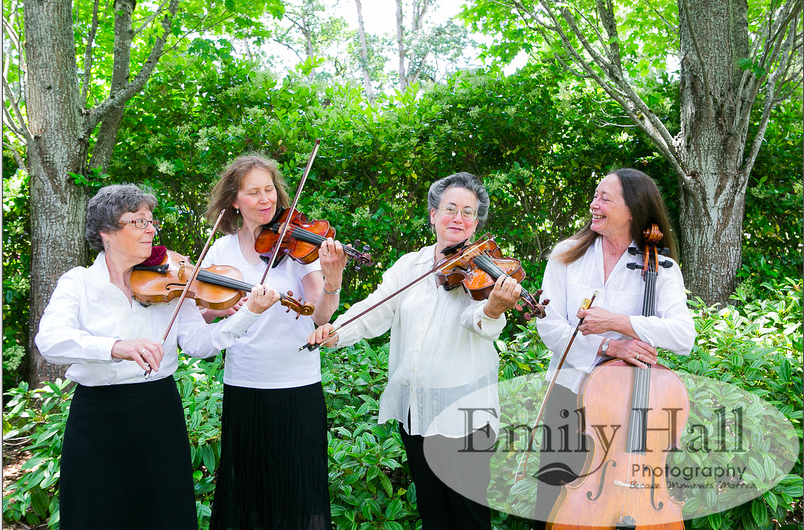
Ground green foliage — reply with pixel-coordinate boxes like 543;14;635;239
739;96;804;293
323;341;419;528
3;168;30;390
5;277;800;528
2;379;72;528
672;280;803;529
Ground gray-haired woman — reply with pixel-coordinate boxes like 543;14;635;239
307;172;522;530
35;184;278;530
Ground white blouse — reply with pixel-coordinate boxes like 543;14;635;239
201;233;322;389
536;237;696;393
334;244;507;438
35;252;260;386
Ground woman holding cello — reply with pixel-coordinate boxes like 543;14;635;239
306;172;523;530
201;154;348;530
531;168;695;529
35;184;279;530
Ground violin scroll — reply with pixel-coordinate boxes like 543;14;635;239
281;291;315;318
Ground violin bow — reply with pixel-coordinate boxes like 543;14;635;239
259;139;321;284
298;238;482;352
514;291;597;481
298;263;439;352
144;209;226;378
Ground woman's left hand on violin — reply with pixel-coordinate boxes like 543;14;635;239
483;275;522;319
605;338;658;368
245;284;281;314
319;237;347;290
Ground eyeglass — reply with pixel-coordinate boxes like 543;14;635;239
119;218;161;230
438;204;478;221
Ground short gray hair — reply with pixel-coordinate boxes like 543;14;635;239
427;172;489;226
86;184;157;251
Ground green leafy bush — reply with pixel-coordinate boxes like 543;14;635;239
5;277;800;528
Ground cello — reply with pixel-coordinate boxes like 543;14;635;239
547;224;689;530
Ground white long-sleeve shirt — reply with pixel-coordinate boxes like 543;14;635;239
35;252;260;386
334;244;507;438
536;237;696;393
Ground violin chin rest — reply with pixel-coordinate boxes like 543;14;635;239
141;245;168;267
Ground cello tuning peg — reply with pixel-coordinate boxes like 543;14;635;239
660;247;671;256
363;243;370;253
515;303;524;312
659;260;673;268
287;290;294;296
523;312;532;321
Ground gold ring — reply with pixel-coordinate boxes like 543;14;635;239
636;353;640;361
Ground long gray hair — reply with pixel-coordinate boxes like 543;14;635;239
427;172;489;227
86;184;157;251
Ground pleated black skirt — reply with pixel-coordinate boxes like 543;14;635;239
210;382;331;530
59;376;198;530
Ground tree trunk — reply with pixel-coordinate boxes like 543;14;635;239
396;0;406;91
24;0;90;384
354;0;374;100
676;0;750;305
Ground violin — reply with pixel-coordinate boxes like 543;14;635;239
298;234;549;352
547;224;689;529
255;207;374;268
434;235;548;320
130;246;314;318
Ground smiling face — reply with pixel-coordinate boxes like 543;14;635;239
232;168;279;231
590;173;632;241
430;186;480;253
102;205;157;264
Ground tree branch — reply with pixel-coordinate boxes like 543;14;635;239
742;11;801;178
85;0;180;133
133;0;171;37
80;0;102;106
550;3;681;161
2;74;31;144
2;140;26;170
3;1;23;79
735;6;801;137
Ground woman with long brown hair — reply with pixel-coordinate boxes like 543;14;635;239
531;168;695;529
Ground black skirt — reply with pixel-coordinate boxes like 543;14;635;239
59;376;198;530
210;382;331;530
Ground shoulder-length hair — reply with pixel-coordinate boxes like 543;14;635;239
205;154;290;235
554;168;678;264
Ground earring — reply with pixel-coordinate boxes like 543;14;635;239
235;208;240;215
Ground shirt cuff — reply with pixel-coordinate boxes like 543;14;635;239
220;305;261;337
475;303;506;337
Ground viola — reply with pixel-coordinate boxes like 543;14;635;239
547;224;689;530
131;246;314;318
254;207;374;269
434;235;547;320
